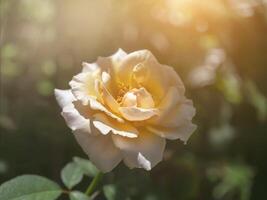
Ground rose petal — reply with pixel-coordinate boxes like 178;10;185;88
92;113;138;138
119;106;159;121
102;71;111;84
147;122;197;143
162;65;185;95
165;100;196;127
71;49;127;105
108;48;128;66
74;131;122;173
55;89;91;134
99;73;120;114
101;86;120;114
96;49;127;74
112;130;166;170
121;88;155;109
121;92;137;107
148;87;181;124
117;50;157;83
82;62;100;73
153;99;196;128
70;75;123;123
133;87;155;108
54;89;76;108
158;86;181;110
117;50;183;103
61;103;91;134
89;99;124;122
69;72;100;104
118;50;167;101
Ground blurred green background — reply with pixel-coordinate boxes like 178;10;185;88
1;0;267;199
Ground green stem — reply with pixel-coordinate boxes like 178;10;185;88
85;172;104;196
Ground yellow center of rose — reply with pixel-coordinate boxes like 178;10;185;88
116;83;130;104
120;87;155;109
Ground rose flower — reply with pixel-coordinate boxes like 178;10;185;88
55;49;196;172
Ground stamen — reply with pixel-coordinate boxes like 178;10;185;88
116;83;130;104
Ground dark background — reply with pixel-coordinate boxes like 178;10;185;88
1;0;267;199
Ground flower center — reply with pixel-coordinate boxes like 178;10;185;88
116;82;130;104
121;87;155;109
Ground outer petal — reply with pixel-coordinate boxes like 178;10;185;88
54;89;76;108
81;48;127;76
74;131;122;173
55;89;91;134
92;113;138;138
96;49;128;86
111;48;128;65
61;103;90;134
154;99;196;128
82;62;100;73
69;72;101;104
119;107;159;121
147;122;197;144
112;131;166;170
162;65;185;95
96;48;127;70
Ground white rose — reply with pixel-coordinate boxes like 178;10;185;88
55;49;196;172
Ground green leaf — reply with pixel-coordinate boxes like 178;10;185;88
61;162;84;189
70;191;90;200
0;175;62;200
73;157;99;177
103;185;116;200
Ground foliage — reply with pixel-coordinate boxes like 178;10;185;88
0;158;101;200
0;175;61;200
